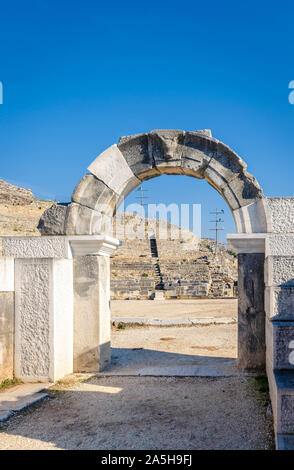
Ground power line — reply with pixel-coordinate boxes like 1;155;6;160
209;208;224;254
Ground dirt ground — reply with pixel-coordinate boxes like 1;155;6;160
112;323;237;358
0;375;273;450
109;299;238;375
106;324;237;376
111;298;238;319
0;299;273;450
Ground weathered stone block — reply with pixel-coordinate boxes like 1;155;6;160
221;172;263;210
65;203;113;236
266;198;294;234
115;175;141;203
280;394;294;434
266;319;294;369
74;256;99;371
72;174;118;214
237;253;265;371
73;255;111;372
266;368;294;435
265;286;294;320
15;258;50;381
232;199;268;234
37;203;68;235
181;131;215;178
14;258;73;382
266;234;294;257
2;236;72;259
204;142;247;190
118;133;159;179
87;144;141;197
265;256;294;287
269;371;294;435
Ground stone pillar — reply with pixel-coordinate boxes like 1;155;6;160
237;253;265;371
14;258;73;382
69;236;119;373
73;255;111;372
227;234;266;372
2;237;74;383
1;234;119;382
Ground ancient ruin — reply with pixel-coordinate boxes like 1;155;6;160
110;214;237;300
1;129;294;448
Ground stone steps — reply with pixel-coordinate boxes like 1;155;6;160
110;229;237;299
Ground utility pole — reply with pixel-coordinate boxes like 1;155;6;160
135;186;148;213
209;209;224;254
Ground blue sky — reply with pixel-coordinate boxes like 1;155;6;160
0;0;294;241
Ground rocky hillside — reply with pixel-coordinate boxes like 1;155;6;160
0;179;34;206
0;179;53;254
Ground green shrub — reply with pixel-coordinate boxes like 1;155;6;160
227;249;237;258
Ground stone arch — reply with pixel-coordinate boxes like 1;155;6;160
5;130;293;447
38;129;268;236
35;130;270;376
44;129;268;373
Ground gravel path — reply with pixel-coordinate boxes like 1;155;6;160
0;375;274;450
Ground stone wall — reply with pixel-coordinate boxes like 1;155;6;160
111;278;156;299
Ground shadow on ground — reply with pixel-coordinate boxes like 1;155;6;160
105;347;238;376
0;351;274;450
